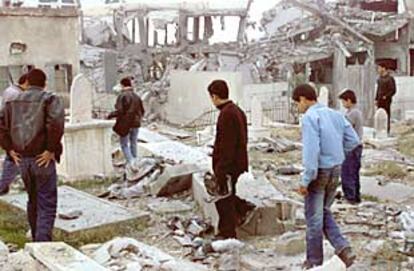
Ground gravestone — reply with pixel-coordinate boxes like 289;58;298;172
251;96;262;128
70;74;94;124
318;86;329;107
374;108;388;139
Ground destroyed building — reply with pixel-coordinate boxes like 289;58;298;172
0;6;81;103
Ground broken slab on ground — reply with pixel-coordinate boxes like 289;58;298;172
92;237;208;271
193;172;296;236
25;242;108;271
0;186;149;239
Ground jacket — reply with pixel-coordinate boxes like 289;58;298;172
108;88;145;137
212;101;248;183
375;74;396;105
0;87;65;161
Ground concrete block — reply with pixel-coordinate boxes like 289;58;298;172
25;242;108;271
0;186;149;238
148;200;192;214
405;110;414;121
361;177;414;203
192;173;296;236
0;240;8;262
365;137;397;149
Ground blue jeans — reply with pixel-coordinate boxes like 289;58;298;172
120;128;139;163
305;166;350;267
341;145;362;202
19;158;57;242
0;155;19;193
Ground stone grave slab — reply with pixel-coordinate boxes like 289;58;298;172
138;128;170;143
25;242;108;271
360;177;414;203
140;140;211;171
318;86;329;107
405;110;414;121
0;186;149;236
249;96;271;140
192;173;296;236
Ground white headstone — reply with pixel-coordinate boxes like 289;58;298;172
251;96;263;128
374;108;388;139
70;74;94;124
318;86;329;106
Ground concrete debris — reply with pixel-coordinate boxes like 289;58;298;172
83;17;117;48
92;237;208;271
308;255;346;271
211;239;245;253
0;240;8;263
148;200;192;215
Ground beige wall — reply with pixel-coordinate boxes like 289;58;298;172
0;10;80;78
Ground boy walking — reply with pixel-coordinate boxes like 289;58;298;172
292;84;360;269
339;89;363;204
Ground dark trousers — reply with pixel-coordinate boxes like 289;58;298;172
19;158;57;242
341;145;363;203
0;155;19;192
215;174;253;238
378;100;392;134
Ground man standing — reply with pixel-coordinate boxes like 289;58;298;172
208;80;253;239
339;89;363;204
375;63;396;135
0;74;29;195
292;84;359;269
0;69;64;241
108;77;145;164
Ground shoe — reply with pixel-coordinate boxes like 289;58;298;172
0;186;9;196
337;247;356;268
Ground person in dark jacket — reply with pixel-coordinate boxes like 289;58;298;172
0;73;29;195
375;63;396;134
0;69;65;241
108;77;145;164
208;80;254;239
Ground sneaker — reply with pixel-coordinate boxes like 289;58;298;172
337;247;356;268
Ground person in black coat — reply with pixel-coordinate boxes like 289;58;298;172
208;80;254;239
375;63;396;134
108;77;145;164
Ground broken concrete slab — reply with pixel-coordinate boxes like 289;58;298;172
0;186;149;237
192;173;296;236
138;128;171;143
365;137;398;149
148;163;200;196
25;242;108;271
148;200;192;214
92;237;208;271
360;177;414;203
308;255;346;271
140;141;210;170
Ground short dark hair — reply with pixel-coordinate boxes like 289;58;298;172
207;80;229;99
292;84;317;102
120;77;132;87
27;69;46;88
339;89;357;104
18;73;28;85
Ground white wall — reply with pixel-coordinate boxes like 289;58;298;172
166;71;243;125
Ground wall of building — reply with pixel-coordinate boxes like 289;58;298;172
0;8;81;90
166;71;243;125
